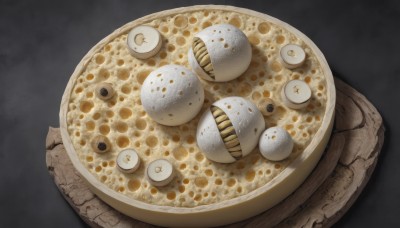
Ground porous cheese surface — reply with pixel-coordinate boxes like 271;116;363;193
66;9;327;207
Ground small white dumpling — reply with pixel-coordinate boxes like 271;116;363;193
140;65;204;126
259;127;294;161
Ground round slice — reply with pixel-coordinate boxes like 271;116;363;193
127;25;162;59
281;79;312;109
117;149;140;173
280;44;306;69
146;159;175;187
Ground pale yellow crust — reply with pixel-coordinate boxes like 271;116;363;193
60;5;335;227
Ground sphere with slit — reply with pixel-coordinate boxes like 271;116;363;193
196;97;265;163
140;64;204;126
188;24;252;82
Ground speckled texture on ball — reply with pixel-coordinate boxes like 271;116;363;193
259;126;294;161
140;64;204;126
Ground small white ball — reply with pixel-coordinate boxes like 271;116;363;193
141;65;204;126
259;127;294;161
188;24;252;82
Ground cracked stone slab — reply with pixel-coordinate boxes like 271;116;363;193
46;78;384;228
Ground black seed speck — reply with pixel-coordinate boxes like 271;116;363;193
100;88;109;97
97;142;107;151
266;104;274;113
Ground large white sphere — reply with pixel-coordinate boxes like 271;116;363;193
140;65;204;126
259;127;294;161
188;24;252;82
196;97;265;163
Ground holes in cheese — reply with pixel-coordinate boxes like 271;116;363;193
66;9;329;208
172;146;188;161
79;101;93;113
127;179;141;192
258;22;270;34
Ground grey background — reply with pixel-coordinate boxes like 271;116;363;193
0;0;399;227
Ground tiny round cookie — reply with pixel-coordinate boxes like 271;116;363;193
281;79;312;109
279;44;306;69
117;149;140;173
127;25;162;59
146;159;175;187
259;127;294;161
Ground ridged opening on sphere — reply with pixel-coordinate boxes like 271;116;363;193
210;106;242;159
192;37;215;80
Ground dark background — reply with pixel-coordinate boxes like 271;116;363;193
1;0;399;227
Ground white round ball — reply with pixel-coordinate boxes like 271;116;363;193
259;127;294;161
141;65;204;126
197;97;265;163
188;24;252;82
